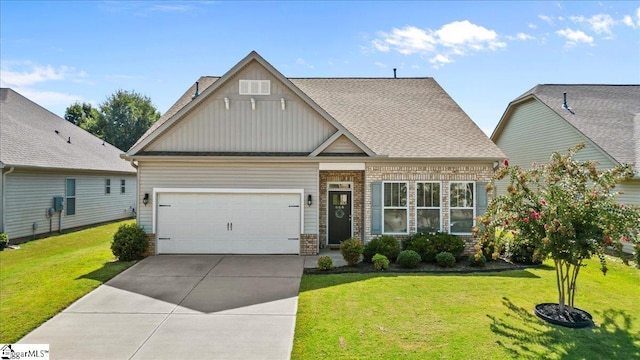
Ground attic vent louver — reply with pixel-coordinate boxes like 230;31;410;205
239;80;270;95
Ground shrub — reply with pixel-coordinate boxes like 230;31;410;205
506;237;542;264
405;235;432;262
372;253;390;271
340;237;363;266
363;236;400;263
634;242;640;269
469;253;486;267
397;250;421;268
401;233;424;251
430;232;465;260
317;256;333;270
111;224;148;261
436;251;456;268
0;232;8;251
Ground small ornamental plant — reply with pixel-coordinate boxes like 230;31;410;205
372;253;390;271
317;256;333;271
397;250;421;268
435;252;456;268
111;223;148;261
475;144;640;319
340;237;363;266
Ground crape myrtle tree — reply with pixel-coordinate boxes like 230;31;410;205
65;90;160;151
474;143;640;315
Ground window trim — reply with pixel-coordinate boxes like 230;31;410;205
382;181;409;234
415;181;442;233
105;179;111;195
120;179;126;194
449;181;475;235
66;178;76;216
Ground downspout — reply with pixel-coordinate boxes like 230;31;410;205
2;166;15;233
129;159;140;222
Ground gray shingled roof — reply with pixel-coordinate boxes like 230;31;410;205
134;75;504;159
0;88;135;173
516;84;640;167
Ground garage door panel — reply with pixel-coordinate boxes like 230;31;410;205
156;192;301;254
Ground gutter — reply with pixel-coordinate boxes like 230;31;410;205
2;166;15;233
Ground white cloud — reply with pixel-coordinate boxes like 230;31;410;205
506;32;535;41
13;87;84;108
571;14;616;35
371;21;505;69
528;23;537;29
622;15;634;28
295;58;314;69
374;61;387;68
556;28;594;47
538;15;555;25
638;7;640;26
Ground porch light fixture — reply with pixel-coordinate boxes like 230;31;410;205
307;194;312;206
224;97;230;110
143;193;149;206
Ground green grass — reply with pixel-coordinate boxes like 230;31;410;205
292;256;640;359
0;220;137;343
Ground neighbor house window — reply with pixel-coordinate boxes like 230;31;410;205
66;178;76;216
416;182;441;233
383;182;408;233
105;179;111;194
450;182;474;234
120;179;126;194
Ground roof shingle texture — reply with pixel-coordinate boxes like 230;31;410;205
520;85;640;167
137;76;504;159
0;88;135;173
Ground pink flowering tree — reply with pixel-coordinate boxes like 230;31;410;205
474;144;640;316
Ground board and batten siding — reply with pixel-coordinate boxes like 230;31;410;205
3;169;136;240
137;162;318;235
146;61;337;153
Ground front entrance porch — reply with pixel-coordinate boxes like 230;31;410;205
319;170;364;248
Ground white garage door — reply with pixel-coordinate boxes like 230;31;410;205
156;192;301;254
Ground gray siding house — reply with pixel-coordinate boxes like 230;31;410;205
492;84;640;253
0;88;137;241
124;51;505;256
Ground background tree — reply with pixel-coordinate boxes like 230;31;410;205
64;90;160;151
475;143;639;319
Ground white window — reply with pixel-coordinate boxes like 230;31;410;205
383;182;408;234
120;179;126;194
450;182;474;234
239;80;270;95
105;179;111;194
66;178;76;216
416;182;441;233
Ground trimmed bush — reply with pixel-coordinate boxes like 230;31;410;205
436;251;456;268
397;250;421;268
506;237;542;264
111;224;148;261
401;233;424;251
363;235;400;263
405;235;432;262
430;232;465;260
340;237;363;266
317;256;333;270
372;253;390;271
469;253;486;267
0;232;9;251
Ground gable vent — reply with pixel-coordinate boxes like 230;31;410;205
239;80;270;95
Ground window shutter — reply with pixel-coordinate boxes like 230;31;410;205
476;182;488;217
371;182;382;235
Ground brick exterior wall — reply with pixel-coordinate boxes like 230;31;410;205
363;163;495;254
319;170;365;247
300;233;318;255
144;233;156;256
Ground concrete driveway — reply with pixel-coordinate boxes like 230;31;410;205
19;255;304;360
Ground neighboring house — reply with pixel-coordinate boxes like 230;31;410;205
0;88;137;241
492;84;640;253
124;51;505;256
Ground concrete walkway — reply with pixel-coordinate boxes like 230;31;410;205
19;255;304;360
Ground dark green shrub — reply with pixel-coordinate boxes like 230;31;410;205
317;256;333;270
397;250;421;268
430;232;465;260
363;235;400;263
340;237;363;266
506;237;542;264
405;235;432;262
402;233;424;250
0;232;8;251
634;242;640;269
436;251;456;268
372;253;390;271
111;224;148;261
468;253;486;267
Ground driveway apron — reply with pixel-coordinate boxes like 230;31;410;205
18;255;304;360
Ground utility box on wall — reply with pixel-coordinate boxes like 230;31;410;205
53;196;64;211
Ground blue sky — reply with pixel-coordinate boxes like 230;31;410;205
1;1;638;135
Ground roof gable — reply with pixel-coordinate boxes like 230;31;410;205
0;88;135;173
493;84;640;167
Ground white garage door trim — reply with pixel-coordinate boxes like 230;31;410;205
152;188;305;254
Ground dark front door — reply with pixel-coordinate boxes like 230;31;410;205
328;191;352;245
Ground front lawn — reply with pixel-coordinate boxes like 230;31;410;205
0;220;137;343
292;256;640;359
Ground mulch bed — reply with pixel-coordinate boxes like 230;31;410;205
304;257;542;275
